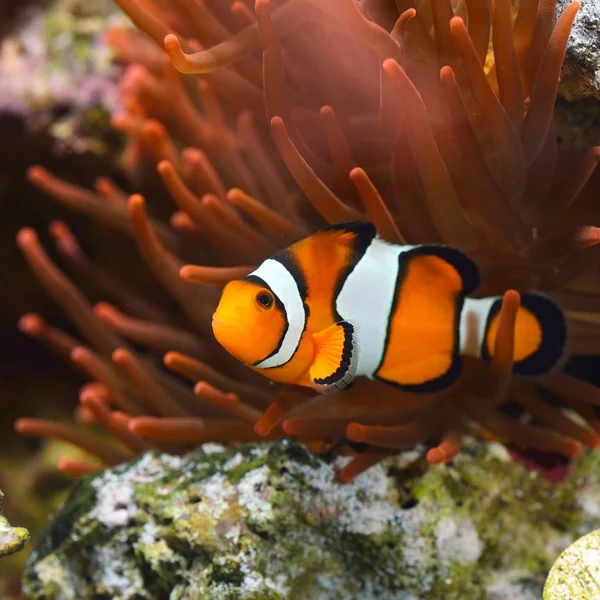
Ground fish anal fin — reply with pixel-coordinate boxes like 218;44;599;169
310;321;358;393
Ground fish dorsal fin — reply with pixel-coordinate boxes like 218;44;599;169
310;321;358;393
276;222;376;282
319;221;377;252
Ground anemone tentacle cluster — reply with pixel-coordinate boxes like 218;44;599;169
15;0;600;482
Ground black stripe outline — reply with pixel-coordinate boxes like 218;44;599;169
400;244;480;294
481;293;566;376
479;298;503;363
244;275;289;367
326;221;378;321
373;244;477;393
313;321;355;386
248;250;310;370
515;294;566;375
269;250;310;369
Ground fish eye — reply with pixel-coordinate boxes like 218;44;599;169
255;290;274;309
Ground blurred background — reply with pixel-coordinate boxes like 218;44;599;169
1;0;122;449
0;2;130;593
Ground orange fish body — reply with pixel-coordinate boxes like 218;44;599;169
212;222;566;393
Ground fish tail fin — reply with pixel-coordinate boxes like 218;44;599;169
512;293;567;375
460;294;566;376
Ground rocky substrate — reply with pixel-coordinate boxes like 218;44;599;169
22;439;600;600
0;489;29;559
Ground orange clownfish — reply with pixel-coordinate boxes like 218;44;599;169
212;222;566;393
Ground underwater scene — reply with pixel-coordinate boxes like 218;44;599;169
1;0;600;598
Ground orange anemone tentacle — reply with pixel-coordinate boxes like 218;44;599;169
346;419;435;449
336;449;395;483
465;0;490;65
80;389;153;454
426;431;463;464
163;0;306;74
27;165;177;249
254;388;309;436
193;382;263;424
94;302;206;358
382;58;483;251
487;290;520;406
112;348;190;418
128;194;217;333
128;416;262;443
449;17;527;205
15;418;131;466
70;346;147;416
521;2;581;164
227;188;308;245
492;0;524;128
19;313;79;363
17;228;126;357
270;116;363;224
349;167;405;243
179;264;255;286
164;351;272;407
58;458;101;477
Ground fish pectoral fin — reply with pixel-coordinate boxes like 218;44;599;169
310;321;358;394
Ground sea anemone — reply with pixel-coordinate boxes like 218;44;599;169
15;0;600;483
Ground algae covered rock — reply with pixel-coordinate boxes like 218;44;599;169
559;0;600;102
556;0;600;150
0;489;30;559
22;440;600;600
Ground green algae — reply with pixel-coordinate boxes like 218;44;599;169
32;477;97;563
22;439;600;599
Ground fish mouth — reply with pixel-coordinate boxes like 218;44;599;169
212;309;245;327
211;314;242;336
211;316;246;362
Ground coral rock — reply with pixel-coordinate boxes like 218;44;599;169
560;0;600;100
0;489;30;559
22;440;600;600
556;0;600;149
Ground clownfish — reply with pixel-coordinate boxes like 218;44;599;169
212;222;566;393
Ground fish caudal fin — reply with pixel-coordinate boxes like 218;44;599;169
511;294;567;375
460;294;566;375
